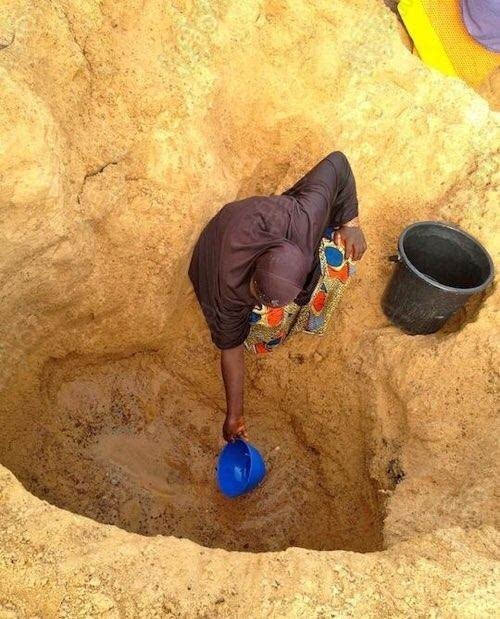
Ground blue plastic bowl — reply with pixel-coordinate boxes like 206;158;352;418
216;439;266;498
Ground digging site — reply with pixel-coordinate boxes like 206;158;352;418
0;0;498;616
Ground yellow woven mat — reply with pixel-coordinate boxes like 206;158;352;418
399;0;499;87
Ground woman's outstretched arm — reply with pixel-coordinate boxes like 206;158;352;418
220;345;248;442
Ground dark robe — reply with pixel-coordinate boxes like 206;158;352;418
188;151;359;349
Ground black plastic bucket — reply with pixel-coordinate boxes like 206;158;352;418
382;221;494;334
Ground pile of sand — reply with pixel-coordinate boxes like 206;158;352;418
0;0;498;615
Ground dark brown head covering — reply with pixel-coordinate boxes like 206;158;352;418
253;241;309;307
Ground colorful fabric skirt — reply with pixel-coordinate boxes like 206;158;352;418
244;228;356;354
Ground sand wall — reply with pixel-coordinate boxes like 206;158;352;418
0;0;498;615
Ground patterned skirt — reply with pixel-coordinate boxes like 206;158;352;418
244;228;356;354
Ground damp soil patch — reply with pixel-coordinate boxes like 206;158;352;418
1;352;384;553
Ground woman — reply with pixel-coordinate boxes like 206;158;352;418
189;151;367;441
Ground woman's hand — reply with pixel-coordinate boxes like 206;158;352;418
223;414;248;442
333;222;367;261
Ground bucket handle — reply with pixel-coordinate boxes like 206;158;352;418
388;254;401;263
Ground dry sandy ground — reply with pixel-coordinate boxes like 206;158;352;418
0;0;498;616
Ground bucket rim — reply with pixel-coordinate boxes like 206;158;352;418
398;221;495;295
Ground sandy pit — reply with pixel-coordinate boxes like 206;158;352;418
0;0;499;616
5;351;382;553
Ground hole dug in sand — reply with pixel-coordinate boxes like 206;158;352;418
6;352;384;553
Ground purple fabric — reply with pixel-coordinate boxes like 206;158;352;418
188;151;358;349
461;0;500;52
253;242;309;307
